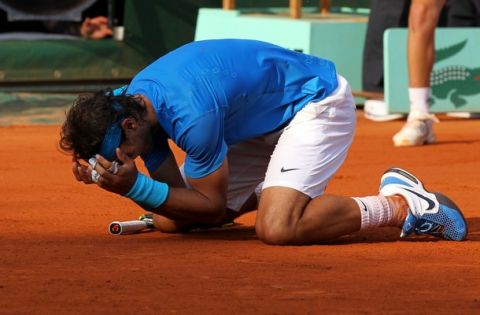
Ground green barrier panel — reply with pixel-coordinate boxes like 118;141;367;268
0;39;152;92
385;28;480;113
195;8;367;92
0;0;221;93
123;0;221;59
0;92;75;125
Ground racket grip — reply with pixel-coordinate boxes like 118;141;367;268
109;220;148;235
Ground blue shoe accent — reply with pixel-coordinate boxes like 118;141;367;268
380;168;468;241
381;176;414;189
400;211;417;237
414;193;468;241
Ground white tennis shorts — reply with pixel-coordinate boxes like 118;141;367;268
181;75;356;211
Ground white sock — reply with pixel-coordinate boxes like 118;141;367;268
352;195;393;230
408;87;431;117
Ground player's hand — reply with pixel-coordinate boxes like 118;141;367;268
72;157;94;184
80;16;113;39
92;148;138;195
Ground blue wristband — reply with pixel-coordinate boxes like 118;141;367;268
124;173;169;210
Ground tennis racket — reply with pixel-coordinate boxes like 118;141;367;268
109;214;156;235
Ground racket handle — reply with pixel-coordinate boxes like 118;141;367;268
109;220;148;235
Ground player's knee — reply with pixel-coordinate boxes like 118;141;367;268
255;212;297;245
153;215;189;233
256;224;294;245
256;188;311;245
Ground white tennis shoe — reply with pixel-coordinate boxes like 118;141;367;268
393;112;438;147
380;167;467;241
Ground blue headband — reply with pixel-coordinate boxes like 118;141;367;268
98;99;123;161
98;119;123;161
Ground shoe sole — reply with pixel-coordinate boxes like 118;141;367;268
393;135;436;147
365;112;405;122
392;122;436;147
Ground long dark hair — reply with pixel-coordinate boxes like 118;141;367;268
59;89;147;160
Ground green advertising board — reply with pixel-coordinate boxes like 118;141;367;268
385;28;480;113
195;8;367;93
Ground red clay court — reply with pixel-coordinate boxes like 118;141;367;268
1;112;479;314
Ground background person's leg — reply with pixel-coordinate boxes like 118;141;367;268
408;0;445;89
393;0;445;147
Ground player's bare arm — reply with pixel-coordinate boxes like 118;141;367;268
158;159;228;225
92;148;229;226
148;149;186;188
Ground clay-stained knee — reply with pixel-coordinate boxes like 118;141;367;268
255;186;310;245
